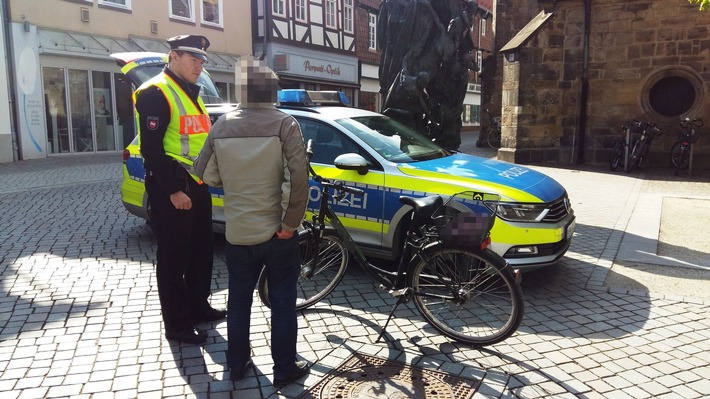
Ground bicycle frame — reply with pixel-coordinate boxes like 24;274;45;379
307;179;423;293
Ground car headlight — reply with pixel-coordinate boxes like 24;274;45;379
492;203;550;222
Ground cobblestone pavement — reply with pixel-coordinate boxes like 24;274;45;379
1;145;709;399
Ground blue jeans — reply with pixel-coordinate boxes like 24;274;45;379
225;234;300;378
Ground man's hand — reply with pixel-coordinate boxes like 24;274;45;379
275;228;294;240
170;191;192;210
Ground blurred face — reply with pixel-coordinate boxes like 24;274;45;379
170;51;205;84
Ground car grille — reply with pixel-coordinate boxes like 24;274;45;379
542;194;571;222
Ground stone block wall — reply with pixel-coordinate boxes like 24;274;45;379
493;0;710;168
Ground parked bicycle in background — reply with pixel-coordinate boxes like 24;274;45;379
670;117;703;175
485;108;501;149
627;121;663;172
610;120;644;171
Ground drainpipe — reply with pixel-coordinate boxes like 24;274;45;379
258;0;269;60
3;0;21;161
576;0;591;164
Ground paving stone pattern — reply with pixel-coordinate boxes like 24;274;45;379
0;151;708;399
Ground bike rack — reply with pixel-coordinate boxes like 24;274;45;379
624;127;632;172
687;143;695;176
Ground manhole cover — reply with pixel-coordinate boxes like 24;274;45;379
297;353;479;399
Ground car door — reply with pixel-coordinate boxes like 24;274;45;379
295;117;387;251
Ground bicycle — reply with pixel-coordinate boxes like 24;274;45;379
610;120;644;171
627;121;663;172
256;140;525;346
670;117;703;175
485;108;501;149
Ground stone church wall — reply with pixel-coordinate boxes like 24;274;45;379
490;0;710;167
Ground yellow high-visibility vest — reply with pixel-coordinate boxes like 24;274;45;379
134;72;211;181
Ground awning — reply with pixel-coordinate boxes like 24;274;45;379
500;10;555;53
37;28;239;73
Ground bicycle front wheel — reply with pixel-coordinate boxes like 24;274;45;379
409;245;524;346
670;141;688;170
257;229;348;310
487;128;501;149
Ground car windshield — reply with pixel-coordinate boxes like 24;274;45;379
335;115;451;162
126;64;224;104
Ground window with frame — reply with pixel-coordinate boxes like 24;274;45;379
368;13;377;50
99;0;131;8
201;0;222;25
326;0;337;28
170;0;194;20
272;0;285;17
295;0;307;21
343;0;353;33
481;19;487;36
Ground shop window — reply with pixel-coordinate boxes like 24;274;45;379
92;71;116;151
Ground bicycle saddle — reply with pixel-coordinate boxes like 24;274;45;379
399;195;443;216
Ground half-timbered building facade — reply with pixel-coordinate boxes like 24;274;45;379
253;0;360;104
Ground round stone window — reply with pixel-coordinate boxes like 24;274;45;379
641;67;703;119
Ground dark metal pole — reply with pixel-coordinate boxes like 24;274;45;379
576;0;591;164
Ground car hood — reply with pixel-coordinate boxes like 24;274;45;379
396;153;565;202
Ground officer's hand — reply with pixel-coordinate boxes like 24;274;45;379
275;228;294;240
170;191;192;210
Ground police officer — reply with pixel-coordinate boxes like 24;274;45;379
134;34;226;344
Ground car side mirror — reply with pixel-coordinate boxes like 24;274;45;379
334;153;370;175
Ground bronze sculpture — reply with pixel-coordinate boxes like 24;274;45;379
378;0;482;150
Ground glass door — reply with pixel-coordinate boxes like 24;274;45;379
43;67;70;154
92;71;116;151
69;69;92;152
114;73;135;149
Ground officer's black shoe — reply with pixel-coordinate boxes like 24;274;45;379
192;308;227;323
273;360;310;388
165;327;208;344
229;358;254;381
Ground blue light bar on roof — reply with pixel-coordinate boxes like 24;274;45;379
277;89;312;105
277;89;350;106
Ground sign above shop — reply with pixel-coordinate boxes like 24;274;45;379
272;53;357;84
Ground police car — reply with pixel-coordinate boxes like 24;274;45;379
116;52;575;271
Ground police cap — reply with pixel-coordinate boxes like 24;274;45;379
167;34;210;60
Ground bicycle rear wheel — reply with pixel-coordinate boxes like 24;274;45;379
409;245;524;346
670;141;689;171
257;229;348;310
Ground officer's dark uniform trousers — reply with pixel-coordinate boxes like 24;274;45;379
145;165;214;332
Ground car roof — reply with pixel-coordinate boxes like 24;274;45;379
280;105;377;120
